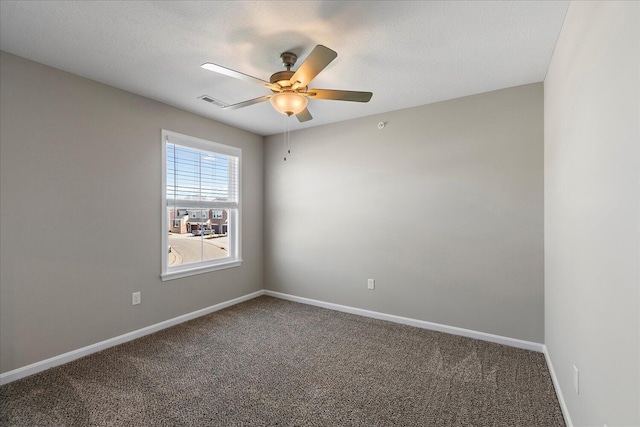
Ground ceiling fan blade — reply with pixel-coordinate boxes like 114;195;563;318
222;95;272;111
290;45;337;88
306;89;373;102
201;63;280;91
295;108;313;122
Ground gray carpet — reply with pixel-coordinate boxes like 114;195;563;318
0;296;565;426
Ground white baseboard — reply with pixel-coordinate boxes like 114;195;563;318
0;290;265;385
543;345;573;426
1;289;546;386
264;290;545;353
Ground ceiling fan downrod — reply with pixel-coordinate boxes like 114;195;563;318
280;52;297;71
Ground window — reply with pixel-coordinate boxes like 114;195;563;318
162;130;241;281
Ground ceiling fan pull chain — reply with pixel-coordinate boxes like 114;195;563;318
283;114;288;161
282;114;293;162
287;115;291;157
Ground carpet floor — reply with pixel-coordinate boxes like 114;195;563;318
0;296;565;426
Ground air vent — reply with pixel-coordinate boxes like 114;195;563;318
198;95;228;108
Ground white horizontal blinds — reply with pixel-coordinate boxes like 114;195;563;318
166;140;239;209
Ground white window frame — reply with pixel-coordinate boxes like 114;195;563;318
161;130;242;281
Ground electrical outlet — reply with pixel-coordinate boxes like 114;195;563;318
132;292;141;305
573;365;579;394
367;279;375;290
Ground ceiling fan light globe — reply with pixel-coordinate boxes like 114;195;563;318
270;93;308;116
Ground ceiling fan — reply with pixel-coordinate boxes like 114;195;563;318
201;45;372;122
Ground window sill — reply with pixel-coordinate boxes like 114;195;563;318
161;259;242;281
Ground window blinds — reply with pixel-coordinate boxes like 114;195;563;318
166;141;239;210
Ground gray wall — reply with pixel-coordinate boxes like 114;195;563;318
544;2;640;426
264;83;544;343
0;52;264;374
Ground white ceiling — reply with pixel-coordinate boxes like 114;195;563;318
0;1;569;136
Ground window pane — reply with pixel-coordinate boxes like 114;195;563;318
167;207;229;266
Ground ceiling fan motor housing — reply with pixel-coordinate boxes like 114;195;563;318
270;70;297;90
270;52;303;90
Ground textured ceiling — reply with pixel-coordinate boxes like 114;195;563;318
0;1;569;136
